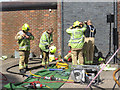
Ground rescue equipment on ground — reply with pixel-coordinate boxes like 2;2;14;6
29;70;73;82
55;70;70;76
47;69;63;71
4;63;72;89
23;81;46;89
71;65;100;84
56;59;69;69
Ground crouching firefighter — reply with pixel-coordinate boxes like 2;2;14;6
66;21;87;65
39;28;54;68
15;23;34;74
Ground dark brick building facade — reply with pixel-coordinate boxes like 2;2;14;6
1;2;62;57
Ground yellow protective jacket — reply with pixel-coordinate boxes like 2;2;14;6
15;30;34;51
39;31;53;52
66;25;86;49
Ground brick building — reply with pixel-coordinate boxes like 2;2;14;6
1;2;62;57
1;1;120;60
117;1;120;57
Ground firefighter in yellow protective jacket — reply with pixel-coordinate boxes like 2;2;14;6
39;28;53;66
15;23;34;74
66;21;87;65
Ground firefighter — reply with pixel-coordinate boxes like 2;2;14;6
84;20;96;64
39;28;53;67
15;23;34;74
66;21;87;65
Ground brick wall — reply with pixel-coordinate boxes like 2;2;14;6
2;9;59;57
117;1;120;57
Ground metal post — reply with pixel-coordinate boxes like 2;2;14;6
61;0;64;58
109;21;112;53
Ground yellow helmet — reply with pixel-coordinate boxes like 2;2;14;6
49;46;56;54
22;23;30;32
73;21;80;27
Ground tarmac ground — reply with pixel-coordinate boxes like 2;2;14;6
0;58;119;89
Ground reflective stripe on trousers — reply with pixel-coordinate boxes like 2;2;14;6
19;45;30;49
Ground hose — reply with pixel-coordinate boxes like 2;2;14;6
0;72;7;81
62;79;74;82
113;68;120;87
45;85;53;90
29;70;42;77
0;72;16;84
42;81;74;83
6;60;41;76
112;76;120;90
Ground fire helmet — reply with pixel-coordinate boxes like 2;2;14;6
22;23;30;32
49;46;56;53
73;21;80;27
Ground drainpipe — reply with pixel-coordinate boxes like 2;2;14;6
113;0;118;63
61;0;64;58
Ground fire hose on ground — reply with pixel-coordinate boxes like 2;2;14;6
113;68;120;87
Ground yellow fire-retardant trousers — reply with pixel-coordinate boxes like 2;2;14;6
84;37;95;64
71;48;84;65
40;49;49;66
19;51;30;70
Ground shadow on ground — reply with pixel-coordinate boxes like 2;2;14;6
1;73;24;89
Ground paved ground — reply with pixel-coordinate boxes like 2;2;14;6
0;58;119;89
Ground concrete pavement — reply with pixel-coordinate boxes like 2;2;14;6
0;58;119;89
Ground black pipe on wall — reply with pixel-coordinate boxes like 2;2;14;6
1;2;57;11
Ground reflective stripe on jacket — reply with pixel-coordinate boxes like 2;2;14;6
39;31;53;52
66;25;86;49
15;30;34;51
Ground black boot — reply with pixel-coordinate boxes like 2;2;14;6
19;69;25;74
24;66;29;73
